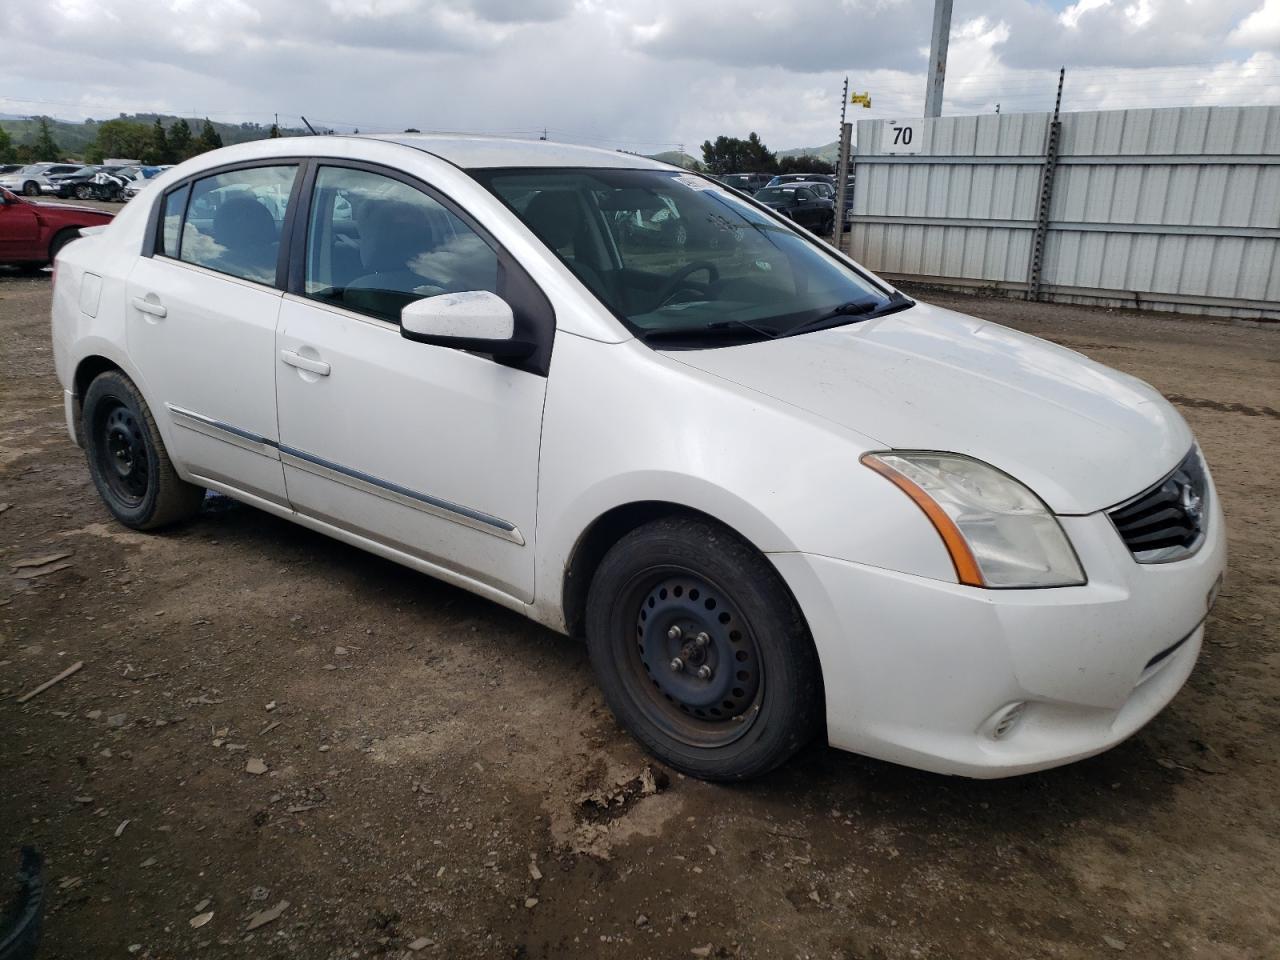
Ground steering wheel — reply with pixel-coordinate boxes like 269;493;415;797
656;260;720;308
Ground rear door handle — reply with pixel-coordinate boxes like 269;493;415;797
280;349;331;376
132;296;167;318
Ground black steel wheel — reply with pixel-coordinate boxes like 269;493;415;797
586;516;823;780
628;570;763;747
95;401;149;506
81;370;205;530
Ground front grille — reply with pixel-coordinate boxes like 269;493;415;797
1109;448;1209;563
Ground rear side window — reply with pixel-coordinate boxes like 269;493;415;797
177;166;297;284
159;184;189;258
302;165;498;324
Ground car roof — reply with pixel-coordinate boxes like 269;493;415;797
366;133;670;170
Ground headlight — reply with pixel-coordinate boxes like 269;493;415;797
863;452;1085;588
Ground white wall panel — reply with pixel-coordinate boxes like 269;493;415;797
848;105;1280;320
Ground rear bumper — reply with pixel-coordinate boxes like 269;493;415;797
772;474;1227;778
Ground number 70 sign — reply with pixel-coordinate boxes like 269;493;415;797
881;120;921;155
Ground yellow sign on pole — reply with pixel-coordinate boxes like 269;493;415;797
850;92;871;108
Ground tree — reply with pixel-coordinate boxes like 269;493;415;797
195;118;223;154
777;154;835;175
168;119;193;161
31;117;61;161
269;123;282;138
699;132;777;175
0;125;14;164
85;118;151;163
145;117;171;165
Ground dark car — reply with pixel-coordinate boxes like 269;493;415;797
0;187;114;268
720;172;772;195
47;166;128;201
753;184;835;235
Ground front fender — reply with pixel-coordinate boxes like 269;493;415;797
529;334;959;631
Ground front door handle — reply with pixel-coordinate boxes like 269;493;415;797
280;349;331;376
132;296;166;318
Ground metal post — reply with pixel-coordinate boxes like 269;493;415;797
832;122;853;251
1026;68;1066;302
924;0;953;118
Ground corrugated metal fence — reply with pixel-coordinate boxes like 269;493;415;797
846;105;1280;321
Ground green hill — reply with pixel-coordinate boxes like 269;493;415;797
0;114;310;161
777;141;841;164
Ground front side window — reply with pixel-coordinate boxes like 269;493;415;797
179;165;297;284
303;166;498;324
474;167;900;346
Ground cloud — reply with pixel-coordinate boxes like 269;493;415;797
1230;0;1280;46
3;0;1279;158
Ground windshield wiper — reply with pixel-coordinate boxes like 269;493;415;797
781;291;915;338
639;318;780;344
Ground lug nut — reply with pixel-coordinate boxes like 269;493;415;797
667;626;683;641
694;632;710;648
697;665;713;680
669;657;685;673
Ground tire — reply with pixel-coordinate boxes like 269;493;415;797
75;184;93;200
585;516;823;780
81;371;205;530
48;229;79;263
22;181;39;197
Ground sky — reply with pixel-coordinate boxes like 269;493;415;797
4;0;1279;154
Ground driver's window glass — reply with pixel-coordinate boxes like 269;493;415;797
304;166;499;324
179;165;296;284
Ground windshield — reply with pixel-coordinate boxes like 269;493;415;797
474;168;897;345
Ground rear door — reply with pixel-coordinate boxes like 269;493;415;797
125;163;302;506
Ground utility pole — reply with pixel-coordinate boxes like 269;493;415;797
923;0;953;118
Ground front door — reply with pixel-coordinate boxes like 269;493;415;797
125;164;300;506
0;195;40;258
274;164;548;602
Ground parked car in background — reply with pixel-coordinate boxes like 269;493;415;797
0;186;113;267
752;183;836;234
0;164;23;177
121;167;170;202
51;135;1225;783
0;163;84;197
46;166;132;201
767;173;835;189
719;172;772;195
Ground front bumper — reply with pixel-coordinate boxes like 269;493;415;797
772;471;1227;778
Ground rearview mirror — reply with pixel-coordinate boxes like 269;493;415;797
400;291;535;359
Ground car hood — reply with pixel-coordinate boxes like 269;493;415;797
665;300;1192;514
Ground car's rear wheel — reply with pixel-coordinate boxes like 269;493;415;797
48;229;79;263
22;181;39;197
586;516;823;780
81;371;205;530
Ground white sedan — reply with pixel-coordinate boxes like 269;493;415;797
50;135;1226;780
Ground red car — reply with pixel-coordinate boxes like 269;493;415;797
0;187;114;269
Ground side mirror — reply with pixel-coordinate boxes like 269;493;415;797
400;290;535;359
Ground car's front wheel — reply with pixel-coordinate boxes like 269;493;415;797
81;370;206;530
586;516;823;780
22;181;39;197
74;184;93;200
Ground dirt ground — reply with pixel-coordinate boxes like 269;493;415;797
2;268;1278;960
